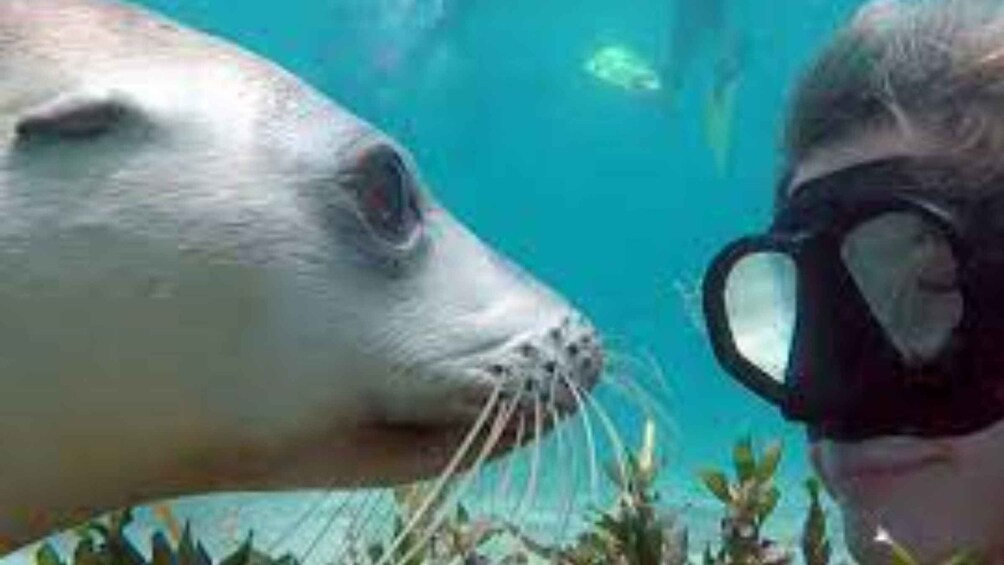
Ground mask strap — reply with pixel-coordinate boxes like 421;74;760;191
773;168;795;213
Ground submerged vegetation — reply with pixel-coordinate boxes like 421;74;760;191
29;422;975;565
698;437;789;565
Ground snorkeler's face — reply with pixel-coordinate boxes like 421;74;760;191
811;425;1004;564
793;128;1004;564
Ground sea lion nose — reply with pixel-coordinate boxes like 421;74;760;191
562;313;598;393
505;313;604;409
553;314;604;391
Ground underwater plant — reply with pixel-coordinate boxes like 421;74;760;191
698;437;791;565
800;478;830;565
505;420;687;565
32;421;986;565
353;480;507;565
34;509;299;565
557;420;687;565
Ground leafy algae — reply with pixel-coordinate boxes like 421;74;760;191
31;423;979;565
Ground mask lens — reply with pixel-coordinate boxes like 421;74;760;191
840;211;963;366
724;251;798;383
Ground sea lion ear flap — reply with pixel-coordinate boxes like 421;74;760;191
13;89;136;143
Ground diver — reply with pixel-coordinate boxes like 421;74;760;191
373;0;473;81
662;0;749;175
704;29;749;175
701;1;1004;563
662;0;727;96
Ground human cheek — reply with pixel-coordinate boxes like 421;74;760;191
947;420;1004;551
809;441;838;495
819;428;1004;562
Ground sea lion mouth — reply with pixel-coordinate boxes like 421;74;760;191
368;415;533;459
376;312;603;427
371;378;580;451
354;349;600;485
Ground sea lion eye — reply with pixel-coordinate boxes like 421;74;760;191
14;95;134;143
349;148;423;248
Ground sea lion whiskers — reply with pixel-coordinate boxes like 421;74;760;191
372;385;506;565
392;406;524;565
544;389;578;545
533;384;589;536
303;480;409;565
221;370;507;564
372;367;527;555
261;459;374;559
492;411;527;515
562;372;600;542
630;347;680;409
506;385;545;528
577;379;633;509
562;371;602;501
461;375;529;481
487;390;536;528
213;380;423;562
468;372;600;539
592;335;679;426
605;350;681;448
269;438;422;562
296;493;355;565
262;490;342;556
323;489;409;564
326;491;386;565
212;365;535;564
290;492;358;562
294;379;515;565
374;381;517;565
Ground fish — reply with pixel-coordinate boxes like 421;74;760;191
584;45;662;93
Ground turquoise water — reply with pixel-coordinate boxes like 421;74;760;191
4;0;871;562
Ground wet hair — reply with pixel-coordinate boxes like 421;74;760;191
779;0;1004;205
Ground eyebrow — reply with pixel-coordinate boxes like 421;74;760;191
777;154;947;208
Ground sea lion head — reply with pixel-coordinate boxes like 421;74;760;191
0;0;603;547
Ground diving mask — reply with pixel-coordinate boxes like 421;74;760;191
702;156;1004;441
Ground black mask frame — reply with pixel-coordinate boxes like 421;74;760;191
703;156;1004;441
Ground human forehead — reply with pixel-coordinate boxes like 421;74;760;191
787;127;942;198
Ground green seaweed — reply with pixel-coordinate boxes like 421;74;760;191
532;419;688;565
354;480;507;564
30;423;981;565
800;478;830;565
35;510;297;565
698;437;790;565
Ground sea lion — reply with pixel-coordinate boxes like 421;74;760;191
0;0;603;552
